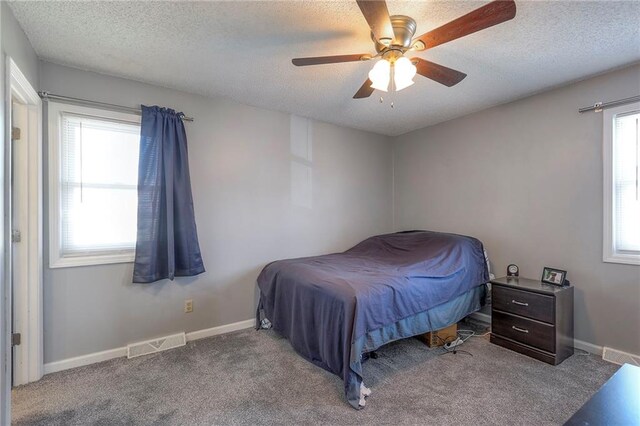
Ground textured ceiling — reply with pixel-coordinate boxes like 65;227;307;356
8;1;640;136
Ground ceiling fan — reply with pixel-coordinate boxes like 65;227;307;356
292;0;516;99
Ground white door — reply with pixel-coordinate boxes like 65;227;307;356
11;99;28;385
9;87;43;387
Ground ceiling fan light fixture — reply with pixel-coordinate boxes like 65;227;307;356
368;59;391;92
393;57;417;91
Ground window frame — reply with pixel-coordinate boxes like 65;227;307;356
48;101;141;268
602;101;640;266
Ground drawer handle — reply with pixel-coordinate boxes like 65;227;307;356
511;299;529;307
512;326;529;333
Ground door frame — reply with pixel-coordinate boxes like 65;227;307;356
6;57;43;386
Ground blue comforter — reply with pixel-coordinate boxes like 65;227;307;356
256;231;489;408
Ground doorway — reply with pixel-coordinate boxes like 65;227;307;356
6;57;43;392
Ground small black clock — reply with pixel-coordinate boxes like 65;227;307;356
507;264;519;277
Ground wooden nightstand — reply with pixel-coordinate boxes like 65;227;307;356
490;276;574;365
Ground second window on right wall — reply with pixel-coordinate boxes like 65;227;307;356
603;102;640;265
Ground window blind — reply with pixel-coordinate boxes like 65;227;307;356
60;113;140;255
613;111;640;253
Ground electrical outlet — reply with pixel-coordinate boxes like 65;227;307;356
184;299;193;313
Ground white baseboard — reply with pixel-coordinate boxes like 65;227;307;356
43;318;255;375
44;347;127;375
186;319;254;342
574;338;603;356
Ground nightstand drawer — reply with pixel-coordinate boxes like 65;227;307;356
493;285;554;323
492;311;555;353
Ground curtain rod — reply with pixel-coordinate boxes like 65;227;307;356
578;95;640;113
38;91;194;122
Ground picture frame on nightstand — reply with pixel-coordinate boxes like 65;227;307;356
541;267;567;286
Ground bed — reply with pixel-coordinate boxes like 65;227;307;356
255;230;489;409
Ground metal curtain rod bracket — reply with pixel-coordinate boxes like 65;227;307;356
578;95;640;114
38;91;194;122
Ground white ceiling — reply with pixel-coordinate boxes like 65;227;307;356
8;1;640;136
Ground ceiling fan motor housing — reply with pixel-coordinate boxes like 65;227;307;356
372;15;417;52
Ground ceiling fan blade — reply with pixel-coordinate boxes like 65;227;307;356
353;79;375;99
412;58;467;87
356;0;395;44
412;0;516;51
292;54;372;66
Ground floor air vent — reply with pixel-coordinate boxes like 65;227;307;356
127;332;186;359
602;347;640;366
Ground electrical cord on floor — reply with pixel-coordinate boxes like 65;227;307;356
457;329;491;341
457;329;475;342
434;323;492;357
435;334;473;357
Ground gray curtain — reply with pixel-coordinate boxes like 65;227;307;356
133;105;205;283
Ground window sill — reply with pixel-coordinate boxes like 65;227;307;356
603;254;640;266
50;252;135;269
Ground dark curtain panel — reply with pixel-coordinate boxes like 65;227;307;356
133;105;205;283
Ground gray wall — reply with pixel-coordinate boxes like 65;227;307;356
40;61;393;363
2;2;38;88
393;64;640;354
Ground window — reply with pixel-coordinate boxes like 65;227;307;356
603;102;640;265
48;102;141;267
